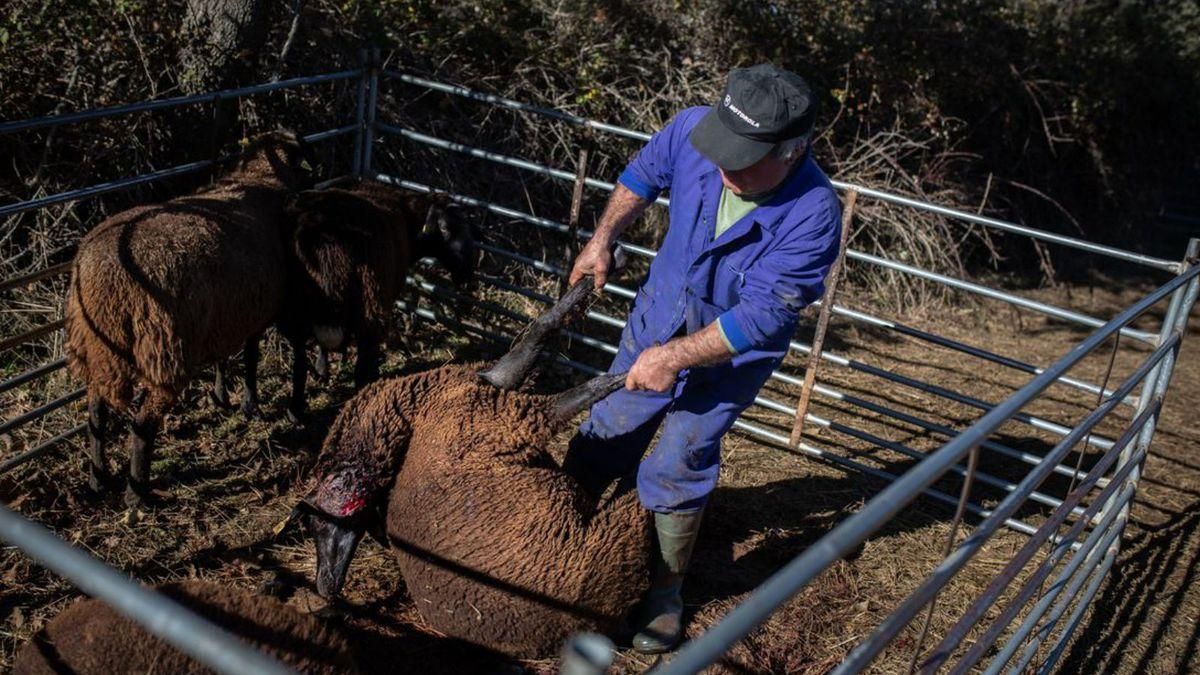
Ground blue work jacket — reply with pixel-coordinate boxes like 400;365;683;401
617;106;842;390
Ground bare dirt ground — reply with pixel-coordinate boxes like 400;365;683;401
1;271;1197;674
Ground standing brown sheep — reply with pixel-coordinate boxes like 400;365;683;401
296;279;651;658
64;131;312;507
278;180;474;421
13;580;358;674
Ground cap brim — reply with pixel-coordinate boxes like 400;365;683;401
688;108;775;171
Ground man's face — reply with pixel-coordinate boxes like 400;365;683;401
718;151;797;198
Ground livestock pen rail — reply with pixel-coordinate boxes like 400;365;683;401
1;54;1197;674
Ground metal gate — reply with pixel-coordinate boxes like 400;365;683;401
2;54;1197;673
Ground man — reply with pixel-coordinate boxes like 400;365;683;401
563;63;843;653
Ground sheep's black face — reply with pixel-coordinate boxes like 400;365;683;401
303;506;367;599
418;203;476;286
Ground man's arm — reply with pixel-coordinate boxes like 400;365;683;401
625;321;734;392
568;183;650;290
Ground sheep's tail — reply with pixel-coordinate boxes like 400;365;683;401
64;264;136;411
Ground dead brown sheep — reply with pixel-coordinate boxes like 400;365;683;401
13;581;358;674
64;131;312;507
295;280;651;658
278;180;474;420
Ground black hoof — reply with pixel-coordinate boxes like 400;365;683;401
123;483;152;511
240;401;262;420
87;469;114;495
208;388;232;410
285;406;308;426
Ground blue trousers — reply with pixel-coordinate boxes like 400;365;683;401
564;332;773;513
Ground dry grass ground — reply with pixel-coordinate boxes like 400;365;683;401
1;266;1198;673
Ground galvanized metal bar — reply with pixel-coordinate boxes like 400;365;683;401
1;124;362;222
821;303;1121;403
0;504;295;675
378;174;1122;405
0;160;216;219
0;262;71;293
792;342;1116;450
992;499;1127;674
941;420;1154;675
362;49;379;176
0;69;363;136
843;249;1157;343
0;387;85;436
886;333;1176;671
300;124;358;144
827;182;1179;272
373;124;669;204
378;72;1175;270
1109;238;1200;525
655;264;1200;675
438;272;1089;520
0;357;66;395
1034;545;1117;674
0;319;65;353
381;70;653;142
854;333;1180;667
351;50;369;176
0;422;86;474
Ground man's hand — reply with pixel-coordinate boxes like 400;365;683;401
626;322;739;393
569;183;650;290
626;344;682;392
569;238;613;291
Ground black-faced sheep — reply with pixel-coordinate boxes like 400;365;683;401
295;280;651;658
64;131;312;507
13;580;358;674
277;180;474;420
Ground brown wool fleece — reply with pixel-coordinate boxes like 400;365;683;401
281;182;427;346
12;581;358;674
64;132;304;416
311;364;651;658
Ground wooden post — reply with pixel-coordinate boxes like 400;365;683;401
560;138;592;295
789;190;858;448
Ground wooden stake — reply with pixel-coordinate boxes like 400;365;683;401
560;139;592;296
789;189;858;448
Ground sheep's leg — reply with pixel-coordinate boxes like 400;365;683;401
209;361;232;409
353;332;381;388
240;335;262;419
125;397;167;509
314;345;330;381
479;277;597;390
287;336;309;425
85;392;110;493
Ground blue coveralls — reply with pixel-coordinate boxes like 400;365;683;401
565;106;842;513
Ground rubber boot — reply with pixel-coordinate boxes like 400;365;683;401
633;508;704;654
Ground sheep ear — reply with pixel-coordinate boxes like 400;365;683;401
478;276;597;390
549;372;627;424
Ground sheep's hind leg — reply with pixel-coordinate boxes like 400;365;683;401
352;333;381;388
240;335;262;419
209;361;232;409
85;392;111;493
314;345;330;381
286;336;309;425
125;394;169;509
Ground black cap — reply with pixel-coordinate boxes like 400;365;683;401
689;64;818;171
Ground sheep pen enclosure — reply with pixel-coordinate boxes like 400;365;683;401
2;58;1200;674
